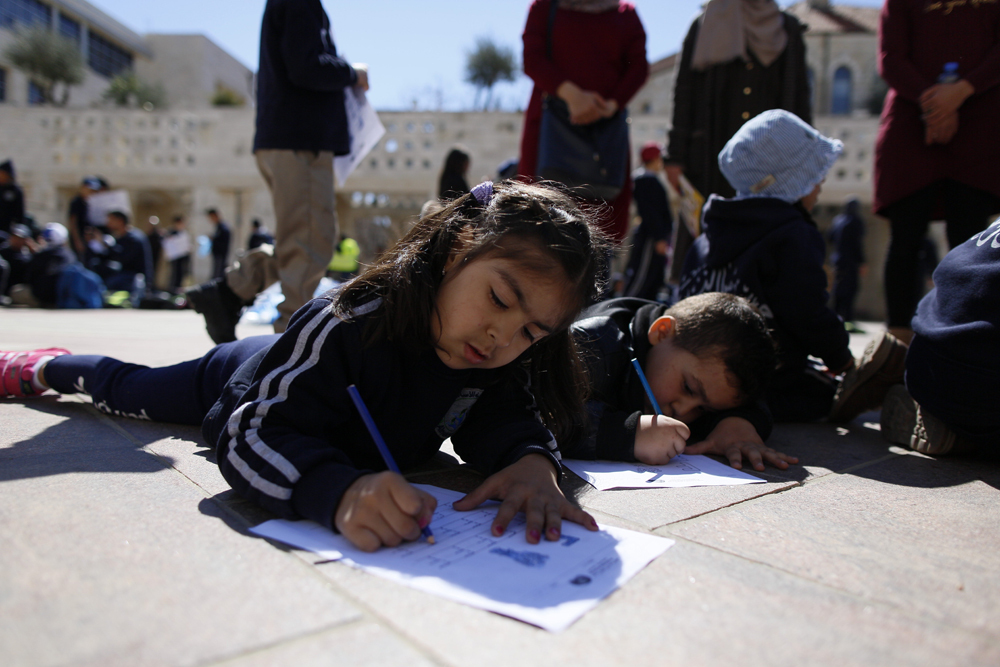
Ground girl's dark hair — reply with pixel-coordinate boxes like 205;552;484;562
335;180;611;442
665;292;777;403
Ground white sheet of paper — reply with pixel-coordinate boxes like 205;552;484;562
249;485;672;632
86;190;132;225
563;454;764;490
334;87;386;186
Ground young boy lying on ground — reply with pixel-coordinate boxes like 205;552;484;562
566;292;797;472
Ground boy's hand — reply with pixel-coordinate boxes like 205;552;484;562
453;454;598;543
335;472;437;552
684;417;798;471
634;414;691;465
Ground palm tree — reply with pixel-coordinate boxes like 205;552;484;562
3;26;85;106
464;37;517;110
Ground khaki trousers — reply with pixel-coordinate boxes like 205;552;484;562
225;244;279;303
255;149;337;333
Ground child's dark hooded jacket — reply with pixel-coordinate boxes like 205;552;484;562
680;195;852;375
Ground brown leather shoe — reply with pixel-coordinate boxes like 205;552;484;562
828;331;908;423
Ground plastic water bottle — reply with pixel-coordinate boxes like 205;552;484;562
938;62;959;84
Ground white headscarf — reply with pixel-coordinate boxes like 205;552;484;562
690;0;787;71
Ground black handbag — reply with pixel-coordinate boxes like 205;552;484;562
534;0;629;201
537;96;629;201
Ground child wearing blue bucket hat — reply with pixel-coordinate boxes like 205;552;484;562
678;109;875;422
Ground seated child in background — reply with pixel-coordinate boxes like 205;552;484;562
565;292;798;472
679;109;862;422
833;217;1000;456
0;181;610;551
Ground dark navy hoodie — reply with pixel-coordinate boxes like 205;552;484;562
907;218;1000;439
254;0;357;154
680;195;851;375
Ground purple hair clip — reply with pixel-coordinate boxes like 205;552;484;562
471;181;494;206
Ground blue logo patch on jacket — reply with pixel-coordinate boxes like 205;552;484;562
435;388;483;438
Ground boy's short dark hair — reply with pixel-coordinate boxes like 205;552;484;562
665;292;776;403
107;210;129;226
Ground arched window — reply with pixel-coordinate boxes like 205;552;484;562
831;67;853;115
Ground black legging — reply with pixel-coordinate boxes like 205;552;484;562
883;179;999;328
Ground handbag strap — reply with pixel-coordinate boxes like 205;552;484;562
546;0;558;61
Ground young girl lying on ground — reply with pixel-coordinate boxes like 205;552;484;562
1;181;611;552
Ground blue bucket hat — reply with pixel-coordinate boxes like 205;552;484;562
718;110;843;204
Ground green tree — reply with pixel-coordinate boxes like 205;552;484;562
3;26;85;106
103;72;167;110
464;37;517;110
210;83;245;107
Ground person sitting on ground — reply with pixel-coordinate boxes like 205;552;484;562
92;210;153;296
622;141;673;301
566;292;796;471
1;223;34;298
679;109;877;422
247;218;274;251
830;217;1000;456
9;223;76;307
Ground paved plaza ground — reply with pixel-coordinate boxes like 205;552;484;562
2;307;999;667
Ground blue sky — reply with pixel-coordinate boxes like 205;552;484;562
87;0;885;111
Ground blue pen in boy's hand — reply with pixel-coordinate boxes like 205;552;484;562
346;384;436;544
631;358;663;416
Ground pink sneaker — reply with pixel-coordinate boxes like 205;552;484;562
0;348;71;398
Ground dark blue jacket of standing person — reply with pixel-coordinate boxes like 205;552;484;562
253;0;357;154
828;198;865;270
680;195;852;375
632;171;673;245
211;222;231;262
907;219;1000;441
565;297;773;462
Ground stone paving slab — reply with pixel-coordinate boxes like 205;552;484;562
311;533;999;667
3;309;999;666
218;622;440;667
0;444;364;667
666;453;1000;636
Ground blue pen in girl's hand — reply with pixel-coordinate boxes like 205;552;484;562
347;384;436;544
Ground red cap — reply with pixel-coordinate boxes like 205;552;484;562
640;141;663;163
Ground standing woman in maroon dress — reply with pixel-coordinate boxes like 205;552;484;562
874;0;1000;343
519;0;649;243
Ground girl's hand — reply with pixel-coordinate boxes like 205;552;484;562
684;417;798;471
453;454;598;543
335;472;437;552
634;414;691;465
